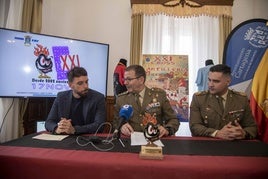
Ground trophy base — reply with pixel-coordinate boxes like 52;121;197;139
139;144;163;160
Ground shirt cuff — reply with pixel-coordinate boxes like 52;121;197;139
211;130;218;138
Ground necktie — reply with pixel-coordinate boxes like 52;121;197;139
135;93;141;107
217;96;224;114
139;94;143;105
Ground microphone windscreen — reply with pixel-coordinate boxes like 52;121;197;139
119;104;133;121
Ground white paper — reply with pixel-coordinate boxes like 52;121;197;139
130;132;164;147
32;133;69;141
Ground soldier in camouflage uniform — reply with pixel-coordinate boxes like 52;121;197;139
114;65;179;137
190;64;257;140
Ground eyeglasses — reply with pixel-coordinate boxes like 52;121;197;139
123;76;141;82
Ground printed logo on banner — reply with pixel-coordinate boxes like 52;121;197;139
223;19;268;95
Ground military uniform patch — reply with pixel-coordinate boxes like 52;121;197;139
118;91;129;97
194;91;208;96
232;90;247;96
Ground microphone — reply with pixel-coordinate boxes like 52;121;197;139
113;104;133;139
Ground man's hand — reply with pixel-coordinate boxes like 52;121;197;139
158;125;169;138
216;121;246;140
231;120;246;139
120;123;134;136
55;118;75;134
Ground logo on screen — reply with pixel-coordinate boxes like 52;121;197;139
52;46;80;80
24;35;31;46
34;44;53;78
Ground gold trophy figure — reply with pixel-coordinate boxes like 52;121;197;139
139;113;163;160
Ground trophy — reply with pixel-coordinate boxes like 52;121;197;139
139;113;163;160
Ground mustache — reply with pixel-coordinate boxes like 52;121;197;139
83;88;89;92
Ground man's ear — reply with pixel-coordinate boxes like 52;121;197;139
68;82;72;88
141;76;146;84
226;76;231;86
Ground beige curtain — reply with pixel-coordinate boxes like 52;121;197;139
21;0;42;33
130;14;143;65
219;15;232;64
0;0;24;142
18;0;43;137
132;4;232;17
130;4;233;65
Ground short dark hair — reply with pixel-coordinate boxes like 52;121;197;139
67;66;87;82
125;64;146;81
205;59;214;66
119;58;127;66
210;64;231;76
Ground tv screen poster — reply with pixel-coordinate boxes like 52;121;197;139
0;28;109;97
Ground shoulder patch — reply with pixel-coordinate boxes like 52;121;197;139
151;87;165;93
194;91;208;96
117;91;129;97
232;90;247;96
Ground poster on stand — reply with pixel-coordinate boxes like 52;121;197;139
142;54;189;122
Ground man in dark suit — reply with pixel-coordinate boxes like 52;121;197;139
45;67;106;135
114;65;179;138
190;64;257;140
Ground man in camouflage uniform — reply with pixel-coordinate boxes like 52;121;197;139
114;65;179;137
190;64;257;140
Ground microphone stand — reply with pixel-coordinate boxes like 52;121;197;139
112;129;125;148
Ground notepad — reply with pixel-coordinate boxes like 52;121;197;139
130;132;164;147
32;133;68;141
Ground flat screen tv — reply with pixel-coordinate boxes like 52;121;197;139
0;28;109;98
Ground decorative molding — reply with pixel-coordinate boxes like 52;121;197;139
132;4;232;17
162;0;202;8
130;0;234;7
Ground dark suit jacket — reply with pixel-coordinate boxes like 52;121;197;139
45;89;106;134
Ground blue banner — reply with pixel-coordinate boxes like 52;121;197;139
223;19;268;89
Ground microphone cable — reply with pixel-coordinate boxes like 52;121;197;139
76;122;115;152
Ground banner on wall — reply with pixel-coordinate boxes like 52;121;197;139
223;19;268;96
223;19;268;143
142;54;189;122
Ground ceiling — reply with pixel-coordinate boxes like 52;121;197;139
130;0;234;7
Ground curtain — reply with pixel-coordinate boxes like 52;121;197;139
219;15;232;64
143;14;219;102
21;0;42;33
0;0;10;27
19;0;43;140
0;0;42;143
130;14;143;65
132;4;232;17
0;0;24;143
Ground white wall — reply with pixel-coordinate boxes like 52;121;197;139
42;0;132;96
232;0;268;29
42;0;268;96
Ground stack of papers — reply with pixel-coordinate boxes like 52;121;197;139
32;133;68;141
